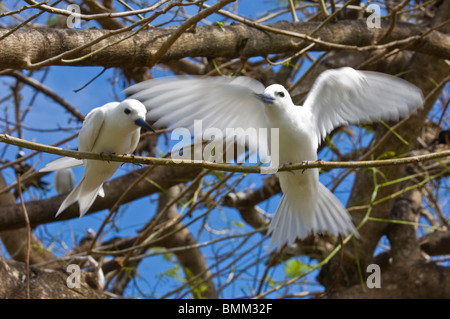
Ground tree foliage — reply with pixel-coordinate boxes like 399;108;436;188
0;0;449;299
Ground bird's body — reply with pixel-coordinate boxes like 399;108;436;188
264;91;318;161
41;99;154;217
126;67;423;249
262;84;354;246
79;102;141;155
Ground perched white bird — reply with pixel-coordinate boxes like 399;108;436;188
125;67;423;249
40;99;154;217
54;168;75;195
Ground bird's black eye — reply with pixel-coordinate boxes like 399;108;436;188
124;108;131;115
276;91;285;98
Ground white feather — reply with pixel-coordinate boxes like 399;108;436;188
303;67;423;144
54;168;75;195
125;76;269;160
40;156;83;172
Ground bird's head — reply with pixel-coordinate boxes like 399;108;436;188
255;84;293;108
119;99;155;132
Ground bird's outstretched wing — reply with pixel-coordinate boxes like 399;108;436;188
126;76;269;161
303;67;424;144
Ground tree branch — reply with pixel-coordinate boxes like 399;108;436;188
0;20;448;70
0;134;448;177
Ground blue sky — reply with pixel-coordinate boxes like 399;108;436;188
1;0;448;298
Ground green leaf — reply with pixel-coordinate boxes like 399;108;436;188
185;268;210;298
376;151;396;160
231;221;244;228
266;275;275;288
284;259;307;279
281;60;298;69
157;264;183;282
379;120;409;145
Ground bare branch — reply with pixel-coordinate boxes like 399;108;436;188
0;134;448;176
0;20;448;70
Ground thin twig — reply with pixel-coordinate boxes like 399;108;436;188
103;169;210;289
288;0;299;22
0;0;49;18
23;0;170;20
0;0;63;42
378;0;411;44
16;174;32;299
148;0;236;67
5;70;85;121
264;42;315;66
208;0;428;54
73;68;108;93
318;0;330;17
24;0;176;69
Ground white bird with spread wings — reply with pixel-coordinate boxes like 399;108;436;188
125;67;423;249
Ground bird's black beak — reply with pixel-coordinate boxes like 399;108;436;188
255;93;274;104
135;118;155;132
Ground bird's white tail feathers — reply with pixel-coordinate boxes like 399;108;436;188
56;176;104;217
40;157;83;172
268;183;358;249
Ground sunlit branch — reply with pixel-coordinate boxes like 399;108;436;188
1;134;448;174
